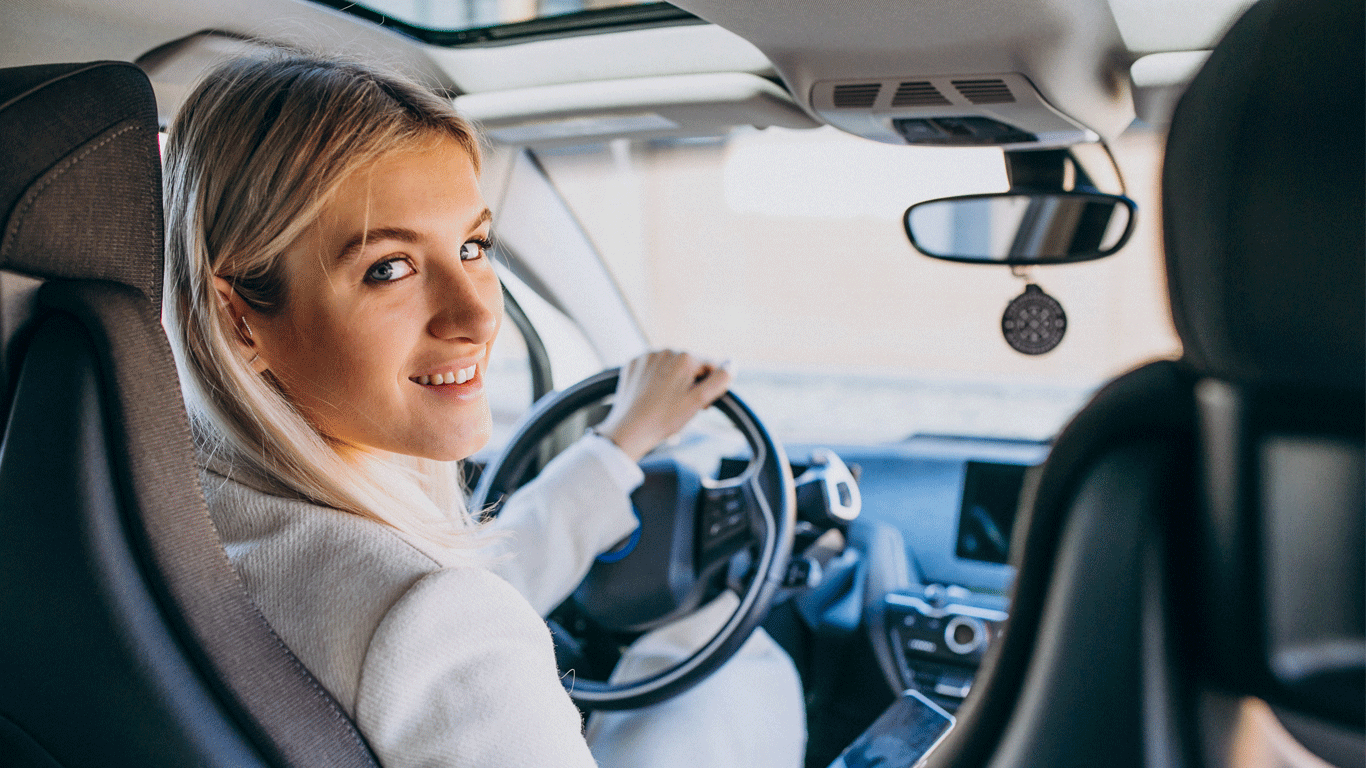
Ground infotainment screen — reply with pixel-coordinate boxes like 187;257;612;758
954;460;1029;564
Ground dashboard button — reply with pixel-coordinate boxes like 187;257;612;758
907;638;937;654
944;615;986;655
934;679;972;699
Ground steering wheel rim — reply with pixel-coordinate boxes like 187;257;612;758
470;368;796;710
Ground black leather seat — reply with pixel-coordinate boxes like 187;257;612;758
0;61;379;768
925;0;1363;766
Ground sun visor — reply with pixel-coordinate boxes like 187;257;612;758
455;72;820;147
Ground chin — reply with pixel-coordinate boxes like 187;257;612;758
421;446;481;463
422;427;492;463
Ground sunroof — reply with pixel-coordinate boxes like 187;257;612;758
312;0;701;46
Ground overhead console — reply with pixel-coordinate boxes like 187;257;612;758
671;0;1139;144
811;72;1097;148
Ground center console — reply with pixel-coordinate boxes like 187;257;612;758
859;450;1034;712
881;584;1008;710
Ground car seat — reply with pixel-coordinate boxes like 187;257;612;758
924;0;1364;766
0;60;380;768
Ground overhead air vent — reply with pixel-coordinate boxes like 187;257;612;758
953;79;1015;104
812;73;1097;150
832;83;881;108
891;81;950;107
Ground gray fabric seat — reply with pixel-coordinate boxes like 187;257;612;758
923;0;1364;766
0;60;380;768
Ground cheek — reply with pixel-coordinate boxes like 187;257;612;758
329;310;413;393
272;306;392;407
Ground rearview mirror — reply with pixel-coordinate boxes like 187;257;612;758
904;191;1136;265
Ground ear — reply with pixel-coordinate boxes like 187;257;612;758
212;276;270;374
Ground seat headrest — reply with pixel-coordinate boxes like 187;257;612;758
1163;0;1364;390
0;61;163;303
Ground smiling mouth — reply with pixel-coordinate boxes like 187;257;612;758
412;364;477;386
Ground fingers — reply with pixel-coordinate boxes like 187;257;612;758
688;357;733;406
597;349;734;462
626;350;731;407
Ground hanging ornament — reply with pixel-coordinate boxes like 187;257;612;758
1002;283;1066;355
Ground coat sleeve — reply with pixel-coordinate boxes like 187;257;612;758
481;434;642;616
354;567;600;768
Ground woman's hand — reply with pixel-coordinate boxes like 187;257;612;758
594;350;733;462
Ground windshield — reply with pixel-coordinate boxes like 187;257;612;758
534;126;1180;444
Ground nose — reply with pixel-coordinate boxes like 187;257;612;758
426;257;501;345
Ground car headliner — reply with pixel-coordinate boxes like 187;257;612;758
3;0;1256;142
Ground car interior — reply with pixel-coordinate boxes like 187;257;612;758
0;0;1360;767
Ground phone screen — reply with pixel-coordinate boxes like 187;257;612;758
827;689;955;768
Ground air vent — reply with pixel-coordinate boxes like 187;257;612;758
891;81;950;107
953;79;1015;104
832;83;881;108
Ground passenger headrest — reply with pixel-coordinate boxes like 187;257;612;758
0;61;163;303
1163;0;1364;390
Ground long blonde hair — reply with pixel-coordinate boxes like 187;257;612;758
163;52;487;547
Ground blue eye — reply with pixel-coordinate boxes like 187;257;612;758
461;238;491;261
365;258;414;283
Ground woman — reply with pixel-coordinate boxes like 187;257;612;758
162;53;803;767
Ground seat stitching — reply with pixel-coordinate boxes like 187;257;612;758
249;603;379;759
1;121;143;262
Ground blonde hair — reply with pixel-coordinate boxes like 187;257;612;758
163;52;487;547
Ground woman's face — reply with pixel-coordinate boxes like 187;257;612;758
244;137;502;462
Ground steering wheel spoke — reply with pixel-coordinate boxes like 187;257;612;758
696;480;763;578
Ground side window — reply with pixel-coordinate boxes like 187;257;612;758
484;295;535;454
481;265;605;458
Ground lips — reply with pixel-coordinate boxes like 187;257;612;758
411;363;478;387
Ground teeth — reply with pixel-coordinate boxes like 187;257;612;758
416;365;477;386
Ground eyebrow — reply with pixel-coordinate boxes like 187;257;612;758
335;208;494;265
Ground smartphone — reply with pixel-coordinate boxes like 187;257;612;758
827;689;955;768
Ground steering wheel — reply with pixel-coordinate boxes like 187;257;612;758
470;368;795;710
